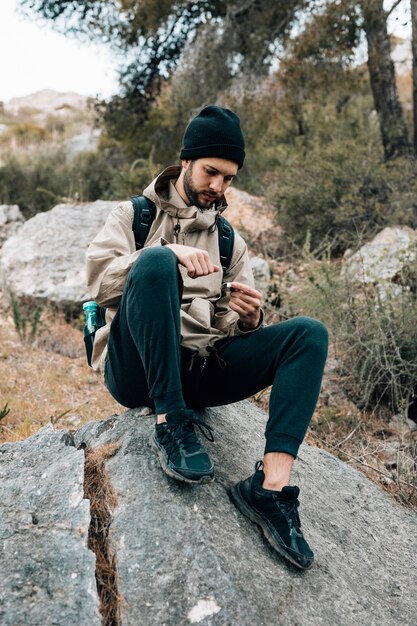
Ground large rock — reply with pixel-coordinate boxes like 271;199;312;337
65;129;101;156
225;187;286;258
73;402;417;626
2;402;416;624
0;200;116;310
342;226;417;296
0;204;24;248
250;255;271;297
0;425;100;625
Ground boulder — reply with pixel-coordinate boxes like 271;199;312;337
2;402;417;624
0;425;100;626
225;187;286;258
0;204;24;248
73;403;417;625
342;226;417;296
0;201;116;310
65;129;101;157
250;255;271;297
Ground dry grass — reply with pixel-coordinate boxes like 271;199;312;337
0;293;123;444
84;442;122;626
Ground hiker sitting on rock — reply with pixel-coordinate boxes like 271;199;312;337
86;105;328;571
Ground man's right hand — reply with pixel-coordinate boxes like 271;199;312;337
165;244;220;278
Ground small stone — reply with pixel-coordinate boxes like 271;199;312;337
187;599;221;624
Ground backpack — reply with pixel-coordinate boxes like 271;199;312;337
84;195;235;366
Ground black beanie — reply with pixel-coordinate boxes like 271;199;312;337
180;105;246;169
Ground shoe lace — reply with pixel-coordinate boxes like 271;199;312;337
175;416;214;444
163;416;214;461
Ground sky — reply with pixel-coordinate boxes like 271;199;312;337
0;0;119;102
0;0;412;104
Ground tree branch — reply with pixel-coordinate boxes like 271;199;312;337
386;0;405;18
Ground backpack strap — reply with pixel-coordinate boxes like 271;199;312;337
131;195;157;250
217;215;235;274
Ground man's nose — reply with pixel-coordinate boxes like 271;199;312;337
209;176;223;194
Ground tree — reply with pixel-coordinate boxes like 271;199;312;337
411;0;417;153
19;0;305;157
279;0;410;161
360;0;410;159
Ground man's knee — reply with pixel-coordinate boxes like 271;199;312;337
128;246;179;286
288;316;328;353
270;316;328;356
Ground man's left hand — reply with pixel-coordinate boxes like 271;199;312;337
228;282;262;330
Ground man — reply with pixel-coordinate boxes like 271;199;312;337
86;105;328;570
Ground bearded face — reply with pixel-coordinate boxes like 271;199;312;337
182;161;222;209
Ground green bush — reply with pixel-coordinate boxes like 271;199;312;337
290;256;417;415
266;143;417;254
0;140;162;216
0;147;69;217
69;140;162;201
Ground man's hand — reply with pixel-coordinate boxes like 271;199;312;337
228;282;262;330
166;244;220;278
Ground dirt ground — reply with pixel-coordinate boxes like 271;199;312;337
0;290;122;443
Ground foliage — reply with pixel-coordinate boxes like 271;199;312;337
1;122;50;146
0;147;68;217
221;80;417;254
0;403;10;421
290;254;417;416
0;138;162;215
69;140;162;200
10;294;45;344
20;0;305;156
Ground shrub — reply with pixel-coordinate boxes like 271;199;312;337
0;147;69;217
5;122;50;145
290;255;417;416
266;143;417;254
69;140;161;201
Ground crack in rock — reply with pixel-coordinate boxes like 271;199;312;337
83;442;122;626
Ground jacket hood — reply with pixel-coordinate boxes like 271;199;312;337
143;165;228;233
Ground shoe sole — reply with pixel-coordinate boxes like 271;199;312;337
229;482;314;571
150;433;214;485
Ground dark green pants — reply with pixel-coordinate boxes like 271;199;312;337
105;247;328;457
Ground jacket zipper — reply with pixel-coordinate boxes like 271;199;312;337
173;214;181;243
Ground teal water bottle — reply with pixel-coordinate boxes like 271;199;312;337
83;301;100;335
83;301;104;366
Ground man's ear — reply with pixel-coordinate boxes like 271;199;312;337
181;159;191;171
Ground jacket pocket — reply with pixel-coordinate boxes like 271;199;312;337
186;297;214;330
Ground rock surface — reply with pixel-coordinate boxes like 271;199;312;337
0;200;116;310
250;255;271;297
0;425;100;626
2;402;417;624
0;204;24;248
73;401;417;626
342;226;417;295
65;129;101;156
225;187;286;258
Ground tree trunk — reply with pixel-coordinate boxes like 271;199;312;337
361;0;410;159
411;0;417;155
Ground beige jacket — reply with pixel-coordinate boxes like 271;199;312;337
86;166;261;372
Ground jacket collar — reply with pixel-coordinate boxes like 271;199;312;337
143;165;228;233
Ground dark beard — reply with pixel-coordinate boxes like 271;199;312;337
183;166;217;210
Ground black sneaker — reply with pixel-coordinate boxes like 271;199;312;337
151;408;214;484
229;462;314;570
